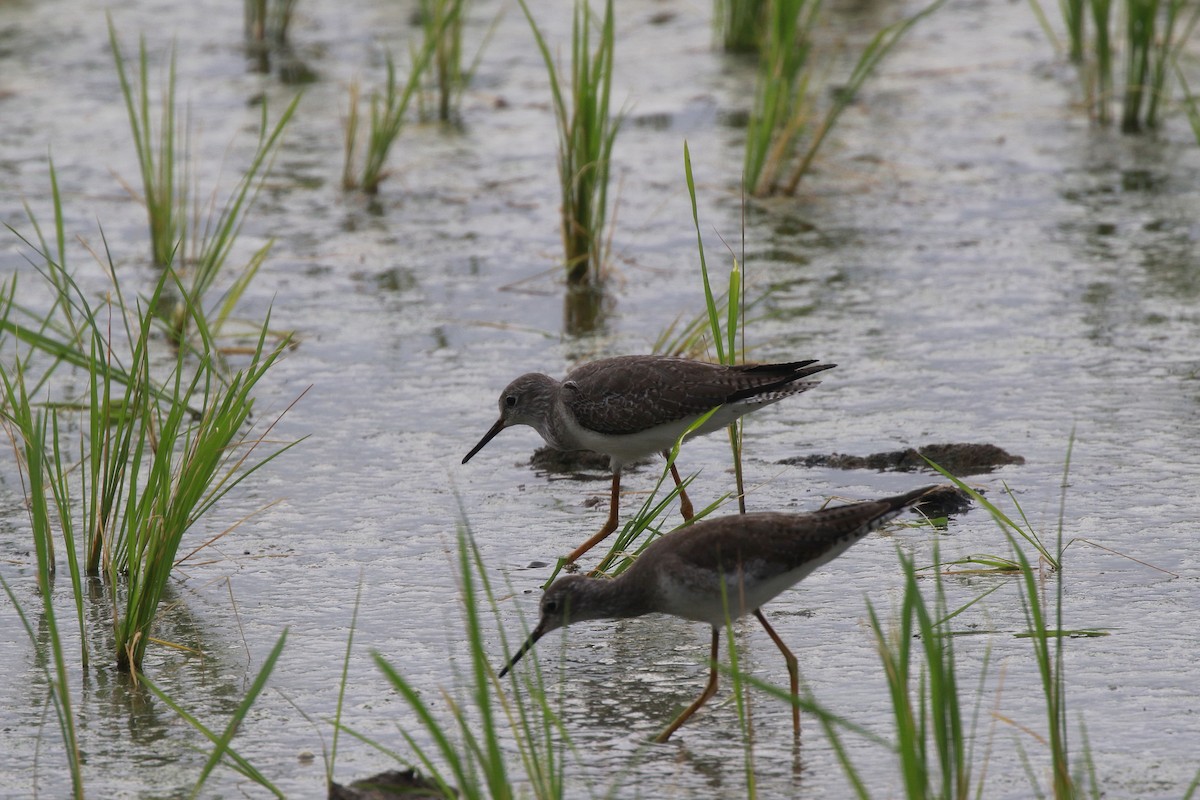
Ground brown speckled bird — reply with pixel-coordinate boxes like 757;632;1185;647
462;355;836;563
498;486;936;742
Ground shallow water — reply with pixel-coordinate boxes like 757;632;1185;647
2;0;1200;797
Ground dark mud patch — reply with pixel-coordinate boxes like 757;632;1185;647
781;443;1025;476
911;484;975;518
329;769;443;800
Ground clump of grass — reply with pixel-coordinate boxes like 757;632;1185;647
866;545;977;799
342;47;433;195
1033;0;1200;129
742;0;818;197
109;20;299;345
418;0;467;123
744;0;944;196
519;0;622;290
415;0;491;124
3;165;299;675
110;21;182;270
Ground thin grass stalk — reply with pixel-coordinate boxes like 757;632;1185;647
1185;765;1200;800
456;523;511;797
909;547;970;798
1006;535;1072;796
45;413;89;667
1177;66;1200;142
1145;0;1200;128
1121;0;1156;132
718;582;757;797
923;458;1060;570
986;436;1073;797
461;492;566;796
86;290;143;576
185;94;299;324
419;0;468;122
1090;0;1114;123
1065;0;1086;61
342;80;361;191
0;574;84;798
683;143;725;365
328;580;363;789
20;160;81;345
729;668;889;798
868;594;924;794
0;372;84;797
140;635;287;797
683;145;751;514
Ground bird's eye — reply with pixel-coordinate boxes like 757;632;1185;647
504;394;518;409
544;599;559;614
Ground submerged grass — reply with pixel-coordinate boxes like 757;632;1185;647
519;0;622;289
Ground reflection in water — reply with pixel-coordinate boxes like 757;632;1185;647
564;284;609;337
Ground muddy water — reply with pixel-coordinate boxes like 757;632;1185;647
2;0;1199;797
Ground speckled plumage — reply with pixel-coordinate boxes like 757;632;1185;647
498;486;936;741
462;355;835;563
463;355;835;470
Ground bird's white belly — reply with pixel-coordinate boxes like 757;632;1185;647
565;417;698;468
656;560;824;628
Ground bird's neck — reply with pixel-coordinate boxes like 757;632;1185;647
572;572;656;622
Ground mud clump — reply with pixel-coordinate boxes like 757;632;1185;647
911;484;975;517
781;442;1024;476
329;769;443;799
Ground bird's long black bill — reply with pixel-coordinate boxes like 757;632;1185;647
497;626;545;678
462;417;506;464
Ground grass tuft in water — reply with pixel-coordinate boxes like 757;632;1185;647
519;0;622;290
745;0;945;196
109;18;182;270
866;543;977;799
4;164;300;674
416;0;489;124
245;0;298;47
110;19;299;344
1032;0;1200;128
343;45;434;195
